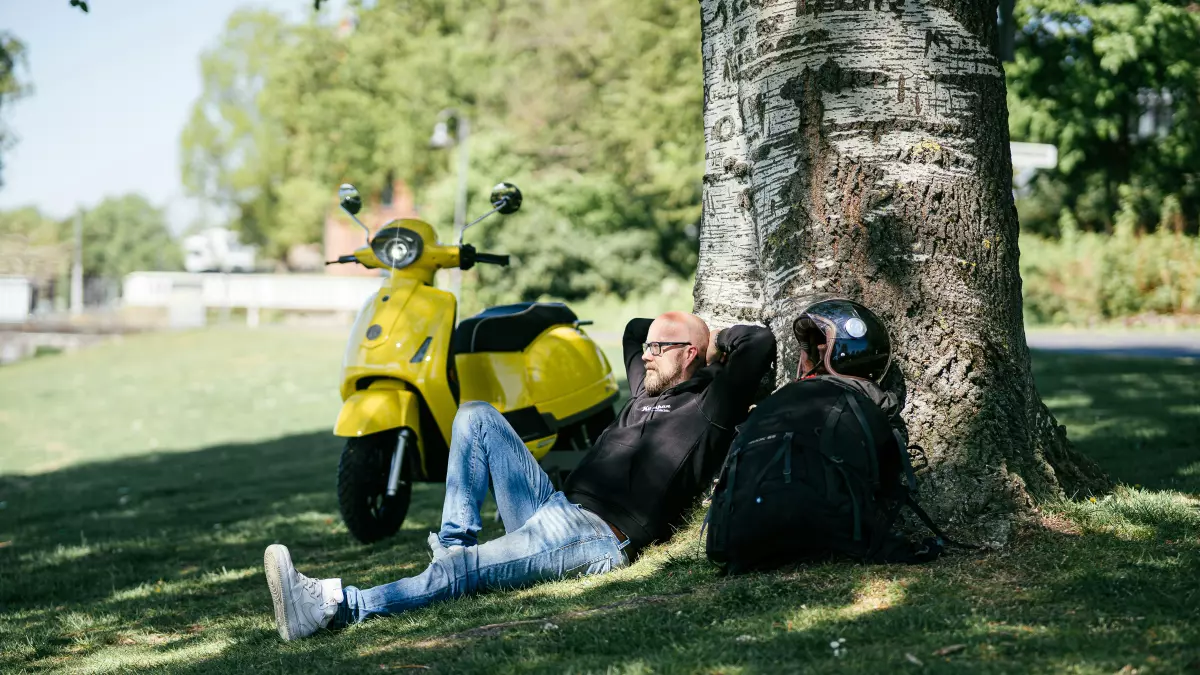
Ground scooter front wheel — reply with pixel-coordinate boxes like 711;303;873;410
337;431;413;544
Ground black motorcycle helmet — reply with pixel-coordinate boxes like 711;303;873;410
792;296;892;383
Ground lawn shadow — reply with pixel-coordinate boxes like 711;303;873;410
3;350;1199;672
1030;351;1200;495
148;516;1200;675
0;430;448;666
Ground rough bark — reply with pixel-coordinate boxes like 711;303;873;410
694;0;1109;545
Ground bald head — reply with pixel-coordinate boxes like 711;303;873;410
648;311;710;352
641;312;711;395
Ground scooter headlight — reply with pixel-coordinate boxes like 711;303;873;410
371;227;424;269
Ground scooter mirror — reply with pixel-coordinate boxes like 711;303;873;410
339;184;363;215
458;182;523;245
490;183;522;215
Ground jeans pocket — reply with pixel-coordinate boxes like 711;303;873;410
573;503;628;547
565;553;618;577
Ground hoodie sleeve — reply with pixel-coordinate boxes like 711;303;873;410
622;318;653;399
700;324;777;427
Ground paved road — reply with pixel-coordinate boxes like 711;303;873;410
594;328;1200;359
1025;329;1200;359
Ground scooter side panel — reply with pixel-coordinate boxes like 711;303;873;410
523;326;618;409
455;352;531;411
339;280;457;448
453;325;618;460
537;376;620;427
454;326;616;408
341;278;422;366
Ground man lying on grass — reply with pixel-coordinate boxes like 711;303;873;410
263;311;776;640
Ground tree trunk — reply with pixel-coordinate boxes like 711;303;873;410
694;0;1108;545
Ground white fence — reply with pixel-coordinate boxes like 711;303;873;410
0;276;32;324
123;272;383;326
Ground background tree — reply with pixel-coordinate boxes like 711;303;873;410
0;207;67;288
0;197;178;299
696;0;1106;543
179;10;311;260
77;195;181;280
0;205;59;244
179;0;704;301
0;32;30;188
1007;0;1200;235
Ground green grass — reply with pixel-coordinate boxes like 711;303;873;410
1;329;1198;674
1031;351;1200;494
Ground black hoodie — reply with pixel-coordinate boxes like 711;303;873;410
564;319;777;556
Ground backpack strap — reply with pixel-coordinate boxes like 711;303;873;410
698;506;712;553
723;451;741;515
893;430;919;492
844;392;880;483
699;442;743;552
903;493;978;550
819;396;848;503
819;394;847;460
865;496;907;560
783;438;793;484
749;433;794;489
831;463;863;541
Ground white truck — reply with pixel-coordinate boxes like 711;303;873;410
183;228;257;273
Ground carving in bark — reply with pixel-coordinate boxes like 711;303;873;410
694;0;1109;545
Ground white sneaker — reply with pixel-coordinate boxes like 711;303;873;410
263;544;343;641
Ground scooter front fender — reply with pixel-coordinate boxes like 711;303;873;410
334;387;421;440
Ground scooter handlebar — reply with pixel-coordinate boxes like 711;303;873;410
474;252;510;267
459;244;510;269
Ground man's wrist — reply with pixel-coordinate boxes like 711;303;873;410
707;328;724;364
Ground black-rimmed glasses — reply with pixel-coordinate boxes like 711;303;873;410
642;341;691;356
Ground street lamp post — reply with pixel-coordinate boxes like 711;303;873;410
70;210;83;317
430;109;470;302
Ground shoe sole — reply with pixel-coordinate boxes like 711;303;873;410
264;544;296;641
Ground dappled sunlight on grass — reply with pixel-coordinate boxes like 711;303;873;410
1032;351;1200;494
1055;487;1200;541
19;542;95;566
109;566;256;603
1;331;1198;673
836;576;911;620
605;661;668;675
42;636;231;674
1040;392;1093;410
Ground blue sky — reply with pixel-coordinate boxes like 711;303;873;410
0;0;342;233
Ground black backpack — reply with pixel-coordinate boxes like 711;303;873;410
704;376;958;574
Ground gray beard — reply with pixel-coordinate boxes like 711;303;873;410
643;366;683;396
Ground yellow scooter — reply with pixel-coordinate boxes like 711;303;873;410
328;182;619;543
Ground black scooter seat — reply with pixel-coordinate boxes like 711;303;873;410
453;302;579;354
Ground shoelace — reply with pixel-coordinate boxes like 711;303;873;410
300;575;320;595
300;574;340;610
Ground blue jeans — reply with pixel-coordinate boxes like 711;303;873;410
334;401;628;626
